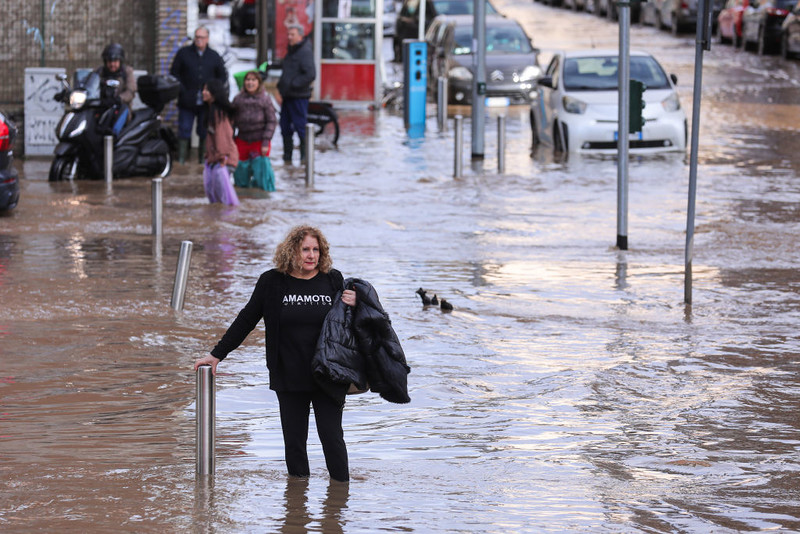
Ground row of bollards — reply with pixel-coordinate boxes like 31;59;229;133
451;115;506;178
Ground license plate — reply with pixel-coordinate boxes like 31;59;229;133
614;131;644;141
485;97;510;107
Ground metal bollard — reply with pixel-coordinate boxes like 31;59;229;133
497;115;506;174
305;125;315;188
437;77;448;132
171;240;193;311
196;365;215;476
454;115;463;178
151;178;163;238
104;135;113;183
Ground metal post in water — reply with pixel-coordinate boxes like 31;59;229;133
104;135;114;183
196;365;215;476
497;115;506;174
305;124;315;188
616;0;631;251
171;240;193;311
454;115;463;178
151;178;163;238
437;77;448;131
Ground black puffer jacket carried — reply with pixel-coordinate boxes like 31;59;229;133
312;278;411;405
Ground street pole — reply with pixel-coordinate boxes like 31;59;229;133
685;0;712;304
256;0;270;67
471;0;486;159
616;0;631;251
418;0;426;40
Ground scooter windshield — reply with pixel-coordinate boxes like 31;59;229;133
80;72;102;101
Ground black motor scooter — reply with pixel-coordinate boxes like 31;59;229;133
49;70;179;182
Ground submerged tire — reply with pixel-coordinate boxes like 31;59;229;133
49;156;76;182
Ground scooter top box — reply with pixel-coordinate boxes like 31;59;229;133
137;74;179;111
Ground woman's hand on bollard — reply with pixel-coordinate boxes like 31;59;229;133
194;354;221;375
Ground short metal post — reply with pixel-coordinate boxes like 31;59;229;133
196;365;215;476
497;116;506;174
305;125;314;188
104;135;113;183
171;240;193;310
454;115;463;178
151;178;163;238
437;77;448;131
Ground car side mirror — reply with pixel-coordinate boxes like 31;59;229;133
537;76;554;89
670;73;678;85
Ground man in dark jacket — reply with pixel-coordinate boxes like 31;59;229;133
169;26;227;164
277;24;315;165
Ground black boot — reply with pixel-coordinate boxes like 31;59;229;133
178;139;189;164
282;135;293;163
299;137;307;164
197;139;206;164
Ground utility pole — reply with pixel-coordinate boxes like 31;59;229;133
616;0;631;250
471;0;486;159
685;0;713;304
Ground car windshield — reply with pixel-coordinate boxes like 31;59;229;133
562;56;670;91
433;0;498;15
453;24;532;55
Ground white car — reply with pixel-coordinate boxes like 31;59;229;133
530;50;687;154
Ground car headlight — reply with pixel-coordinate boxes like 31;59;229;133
69;90;87;110
562;95;587;114
661;93;681;112
516;65;542;82
449;66;473;82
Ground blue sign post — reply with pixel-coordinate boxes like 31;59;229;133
403;40;427;138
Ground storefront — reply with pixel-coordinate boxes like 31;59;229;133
313;0;384;103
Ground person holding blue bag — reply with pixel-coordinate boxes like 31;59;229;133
232;70;277;191
202;79;240;206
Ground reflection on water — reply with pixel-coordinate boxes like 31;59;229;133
3;5;800;532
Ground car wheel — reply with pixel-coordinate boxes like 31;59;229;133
49;156;76;182
530;111;540;147
553;122;566;153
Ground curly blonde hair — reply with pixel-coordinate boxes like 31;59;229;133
273;225;332;274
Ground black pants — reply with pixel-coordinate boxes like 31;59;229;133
276;389;349;481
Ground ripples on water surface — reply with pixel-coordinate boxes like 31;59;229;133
3;11;800;534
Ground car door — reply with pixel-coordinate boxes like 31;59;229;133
536;54;561;146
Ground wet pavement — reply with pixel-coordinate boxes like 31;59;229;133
2;1;800;532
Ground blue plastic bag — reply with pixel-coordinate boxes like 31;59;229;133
203;163;240;206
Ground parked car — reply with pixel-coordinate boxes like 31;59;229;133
0;111;19;212
640;0;714;34
530;50;687;154
562;0;587;12
199;0;228;14
717;0;751;45
741;0;795;54
780;2;800;57
230;0;255;36
426;14;541;104
393;0;499;61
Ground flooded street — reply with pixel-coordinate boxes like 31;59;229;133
2;0;800;531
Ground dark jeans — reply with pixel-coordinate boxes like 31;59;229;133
177;105;207;140
276;389;349;481
279;97;309;142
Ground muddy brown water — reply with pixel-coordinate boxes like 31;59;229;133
2;1;800;532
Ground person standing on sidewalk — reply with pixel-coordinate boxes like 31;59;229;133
170;26;227;165
194;225;357;482
277;25;315;165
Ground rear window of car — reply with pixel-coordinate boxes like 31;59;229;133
562;56;670;91
453;23;532;54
